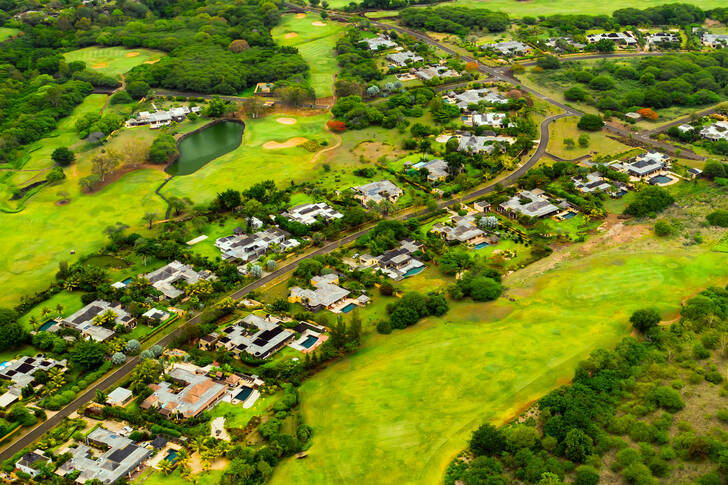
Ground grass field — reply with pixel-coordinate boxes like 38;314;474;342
546;116;633;159
271;233;728;485
0;27;20;42
63;46;165;79
272;13;346;98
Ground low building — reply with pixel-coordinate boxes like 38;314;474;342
473;200;491;212
211;314;295;359
617;152;670;178
360;35;397;51
572;172;612;193
365;239;425;281
289;274;351;312
647;32;680;45
468;112;507;128
414;65;459;81
498;190;560;219
141;367;226;419
411;159;449;183
281;203;343;225
431;214;491;246
145;261;217;300
142;308;170;324
56;427;152;484
352;180;403;207
16;451;51;478
443;88;509;110
677;124;695;134
386;50;423;67
106;387;133;407
457;134;515;154
215;227;299;263
0;355;67;391
687;167;703;179
700;32;728;48
128;106;201;128
700;121;728;141
60;301;134;341
625;112;642;121
586;32;637;46
482;40;530;56
544;37;585;52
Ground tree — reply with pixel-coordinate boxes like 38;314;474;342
470;423;505;456
207;96;229;117
148;134;177;164
70;341;106;369
241;97;268;119
126;339;141;355
578;134;590;148
478;216;499;230
112;352;126;365
707;209;728;227
653;220;673;236
637;108;658;121
228;39;250;53
630;308;660;333
470;277;503;302
577;114;604;132
595;38;615;53
126;80;150;99
250;264;263;279
563;428;593;463
143;212;158;229
278;86;314;107
536;55;560;70
94;389;107;404
150;345;164;357
91;152;120;182
574;465;600;485
168;196;191;216
129;359;162;393
51;147;75;167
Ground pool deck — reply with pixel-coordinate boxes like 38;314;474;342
150;443;183;469
289;332;329;354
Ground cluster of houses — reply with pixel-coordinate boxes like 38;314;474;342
443;88;509;110
386;50;423;67
457;133;516;154
431;211;498;248
357;239;426;281
0;355;68;408
480;40;530;57
127;105;201;129
397;65;460;82
609;151;678;185
698;120;728;141
586;32;638;46
140;261;217;300
696;30;728;48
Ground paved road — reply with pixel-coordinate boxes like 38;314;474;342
642;105;721;136
515;51;669;67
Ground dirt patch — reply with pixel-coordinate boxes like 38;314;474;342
126;52;140;58
295;13;306;18
284;32;298;39
312;21;326;27
262;137;309;149
55;199;70;206
352;141;407;161
144;58;161;65
188;453;230;475
704;18;722;28
92;63;108;69
276;117;297;125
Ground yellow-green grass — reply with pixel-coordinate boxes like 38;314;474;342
272;14;346;98
546;116;632;159
0;27;20;41
271;237;728;485
364;10;398;18
63;46;165;79
188;218;245;260
138;469;224;485
162;113;335;203
208;393;280;429
17;291;85;330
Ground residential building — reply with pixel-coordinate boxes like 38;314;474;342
289;274;351;312
677;124;694;134
210;314;295;359
572;172;612;193
106;387;133;407
444;88;509;110
140;367;226;419
127;106;201;128
473;200;491;212
386;50;423;67
414;65;459;81
586;32;637;45
647;32;680;45
60;301;134;341
467;112;506;128
411;159;449;183
16;451;51;478
498;190;560;219
457;134;515;154
0;355;67;390
144;261;217;300
56;427;152;484
700;121;728;141
625;112;642;121
482;40;530;56
360;239;425;281
431;214;491;246
142;308;170;323
360;35;397;51
616;152;670;178
352;180;403;206
544;37;585;52
701;32;728;48
215;227;299;263
687;167;703;179
281;203;343;225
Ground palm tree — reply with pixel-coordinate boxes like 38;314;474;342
55;304;64;317
40;307;51;319
189;436;206;455
159;459;175;475
29;316;38;329
43;368;65;396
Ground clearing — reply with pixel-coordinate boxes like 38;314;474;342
63;46;165;79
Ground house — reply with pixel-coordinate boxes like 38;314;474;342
457;134;515;154
701;32;728;48
443;88;509;110
468;112;507;128
700;121;728;141
198;333;219;351
687;167;703;179
473;200;491;212
414;65;459;81
647;32;680;45
144;261;217;300
16;451;51;478
431;214;491;246
586;32;637;46
544;37;585;52
368;239;425;281
482;40;530;56
572;172;612;193
215;227;299;263
253;82;275;96
140;367;226;419
106;387;133;407
677;124;694;134
56;427;152;484
360;35;397;51
386;50;423;67
61;300;135;342
498;190;560;219
128;106;200;128
0;355;68;391
289;274;351;312
352;180;403;206
619;152;670;178
142;308;170;324
281;203;343;225
411;159;449;183
625;112;642;121
210;314;295;359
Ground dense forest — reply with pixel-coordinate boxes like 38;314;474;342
399;7;510;35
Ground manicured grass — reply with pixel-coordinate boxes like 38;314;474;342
139;469;224;485
272;13;346;98
0;345;37;364
545;116;632;160
188;218;244;260
0;27;20;42
271;237;728;485
17;291;85;330
63;46;165;79
208;393;279;429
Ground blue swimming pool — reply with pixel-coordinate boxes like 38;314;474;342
649;175;673;185
301;335;318;349
235;387;253;402
341;303;357;313
403;266;425;278
39;320;56;331
164;449;178;464
122;277;133;285
561;211;577;220
474;242;489;250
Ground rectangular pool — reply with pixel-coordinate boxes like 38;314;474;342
561;211;577;220
341;303;357;313
649;175;672;185
474;242;489;250
39;320;56;331
301;335;318;349
164;449;178;464
403;266;425;278
235;387;253;401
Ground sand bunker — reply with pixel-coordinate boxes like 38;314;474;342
284;32;298;39
92;63;108;69
295;13;306;18
263;137;308;149
312;21;326;27
144;58;161;65
276;117;297;125
126;52;140;58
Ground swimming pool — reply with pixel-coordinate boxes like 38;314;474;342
301;335;318;349
561;211;577;220
474;242;489;250
122;277;133;285
235;387;253;402
39;320;56;331
341;303;357;313
403;266;425;278
164;449;178;464
649;175;673;185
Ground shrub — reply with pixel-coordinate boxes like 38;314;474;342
125;339;141;355
577;114;604;131
704;370;723;384
622;463;656;485
649;386;685;412
470;424;505;456
630;308;660;333
706;209;728;227
574;465;600;485
376;320;392;334
653;220;673;237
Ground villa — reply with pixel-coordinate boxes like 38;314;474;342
127;106;201;129
481;40;530;56
352;180;403;207
700;32;728;48
414;65;459;81
359;239;425;281
700;121;728;141
0;355;67;393
215;227;300;263
457;134;515;154
106;387;133;407
141;366;227;419
16;451;51;478
431;214;493;247
144;261;217;300
56;427;152;484
466;112;507;128
544;37;585;52
281;203;343;226
410;158;449;183
386;50;423;67
572;172;612;194
586;32;637;46
498;190;560;219
647;32;680;45
289;274;352;312
444;88;509;110
360;35;397;51
205;314;295;359
60;300;135;342
142;308;170;324
613;152;670;179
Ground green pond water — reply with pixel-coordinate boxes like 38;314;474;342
166;121;243;175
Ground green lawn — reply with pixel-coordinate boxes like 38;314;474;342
0;345;37;364
272;13;346;98
546;116;633;160
271;235;728;485
17;291;85;330
208;393;280;429
139;469;224;485
0;27;20;42
63;46;165;79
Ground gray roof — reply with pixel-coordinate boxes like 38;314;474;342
106;387;133;405
142;367;226;418
353;180;403;204
60;300;130;341
144;261;216;299
212;315;294;359
386;50;423;66
0;355;67;388
282;203;343;225
500;190;560;218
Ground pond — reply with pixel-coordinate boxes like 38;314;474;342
166;121;243;175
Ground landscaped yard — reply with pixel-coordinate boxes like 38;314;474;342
272;13;346;98
0;27;20;41
63;46;165;79
271;233;728;485
545;116;633;160
17;291;85;330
